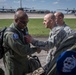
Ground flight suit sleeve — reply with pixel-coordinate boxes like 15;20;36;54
5;32;37;56
31;28;67;50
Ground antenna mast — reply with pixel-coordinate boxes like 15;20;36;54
20;0;22;8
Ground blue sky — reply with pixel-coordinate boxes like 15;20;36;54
0;0;76;11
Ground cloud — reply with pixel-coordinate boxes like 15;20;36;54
25;0;45;2
0;0;6;2
57;0;60;1
53;2;59;4
40;0;45;2
32;0;36;1
0;3;8;8
14;0;20;3
26;0;31;1
0;0;7;5
66;0;72;1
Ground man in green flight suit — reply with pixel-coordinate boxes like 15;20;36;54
3;9;41;75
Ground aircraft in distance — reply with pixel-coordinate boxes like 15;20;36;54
0;6;50;14
0;7;16;13
58;8;76;14
23;7;50;13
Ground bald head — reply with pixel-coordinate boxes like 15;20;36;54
14;10;28;21
14;10;28;29
43;13;56;29
44;13;55;21
54;12;64;26
54;12;64;18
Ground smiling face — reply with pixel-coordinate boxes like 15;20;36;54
43;16;51;28
18;17;29;29
43;13;55;29
14;10;29;29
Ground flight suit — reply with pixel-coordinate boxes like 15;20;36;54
3;23;38;75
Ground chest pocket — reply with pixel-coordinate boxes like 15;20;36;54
21;30;29;44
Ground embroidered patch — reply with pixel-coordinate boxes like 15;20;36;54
13;33;19;40
56;51;76;74
62;55;76;72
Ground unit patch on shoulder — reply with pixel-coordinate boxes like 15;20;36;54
13;33;19;40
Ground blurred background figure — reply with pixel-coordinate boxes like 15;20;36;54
54;12;72;34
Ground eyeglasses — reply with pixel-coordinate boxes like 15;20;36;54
20;20;28;25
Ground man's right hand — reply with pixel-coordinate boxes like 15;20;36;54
36;47;41;53
25;34;33;43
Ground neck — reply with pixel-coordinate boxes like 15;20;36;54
52;23;57;29
59;21;65;26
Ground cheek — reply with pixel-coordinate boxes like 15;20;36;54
24;24;27;27
47;21;51;27
23;23;27;27
20;24;26;29
20;25;24;29
43;22;47;28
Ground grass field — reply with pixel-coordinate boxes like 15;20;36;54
0;18;76;36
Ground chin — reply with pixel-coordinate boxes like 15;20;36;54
45;26;47;28
44;25;47;28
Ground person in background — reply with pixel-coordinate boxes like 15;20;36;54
3;9;41;75
54;12;72;34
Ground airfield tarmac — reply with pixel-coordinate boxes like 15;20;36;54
0;13;76;19
0;13;76;73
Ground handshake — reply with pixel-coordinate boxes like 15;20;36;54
36;47;42;53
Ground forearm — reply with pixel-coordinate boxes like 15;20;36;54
32;39;54;50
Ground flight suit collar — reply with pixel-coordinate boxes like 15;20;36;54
10;23;25;32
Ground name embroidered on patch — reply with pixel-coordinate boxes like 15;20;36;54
13;33;19;39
